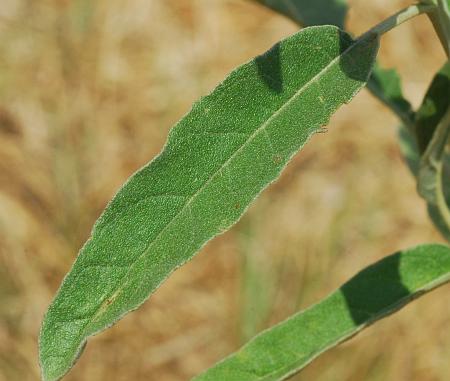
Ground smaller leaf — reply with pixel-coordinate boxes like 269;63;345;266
415;61;450;154
193;244;450;381
414;62;450;240
399;123;450;242
417;107;450;231
367;64;414;127
398;61;450;242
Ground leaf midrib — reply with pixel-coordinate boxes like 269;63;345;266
75;29;365;350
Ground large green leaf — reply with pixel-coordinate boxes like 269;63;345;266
193;243;450;381
39;26;379;381
254;0;348;28
253;0;414;126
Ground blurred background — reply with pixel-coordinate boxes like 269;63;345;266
0;0;449;380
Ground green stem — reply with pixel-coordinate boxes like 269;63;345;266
361;3;436;37
427;0;450;57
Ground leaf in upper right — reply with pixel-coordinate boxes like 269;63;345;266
398;61;450;241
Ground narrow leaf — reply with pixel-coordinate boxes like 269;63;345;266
193;243;450;381
399;123;450;242
417;107;450;205
415;61;450;154
417;107;450;241
39;26;379;381
398;62;450;241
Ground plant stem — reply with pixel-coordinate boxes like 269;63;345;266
362;3;437;37
430;0;450;57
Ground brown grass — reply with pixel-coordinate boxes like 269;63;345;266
0;0;449;380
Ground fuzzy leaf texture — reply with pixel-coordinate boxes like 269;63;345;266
39;26;379;381
253;0;413;125
193;244;450;381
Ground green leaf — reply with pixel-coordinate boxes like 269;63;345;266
398;61;450;242
366;64;414;127
417;107;450;203
253;0;348;28
39;26;379;381
415;61;450;154
417;107;450;239
398;123;450;242
252;0;413;126
193;243;450;381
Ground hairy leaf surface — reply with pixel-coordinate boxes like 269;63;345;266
194;244;450;381
253;0;413;124
39;26;378;381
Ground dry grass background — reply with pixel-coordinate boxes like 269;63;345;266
0;0;449;380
